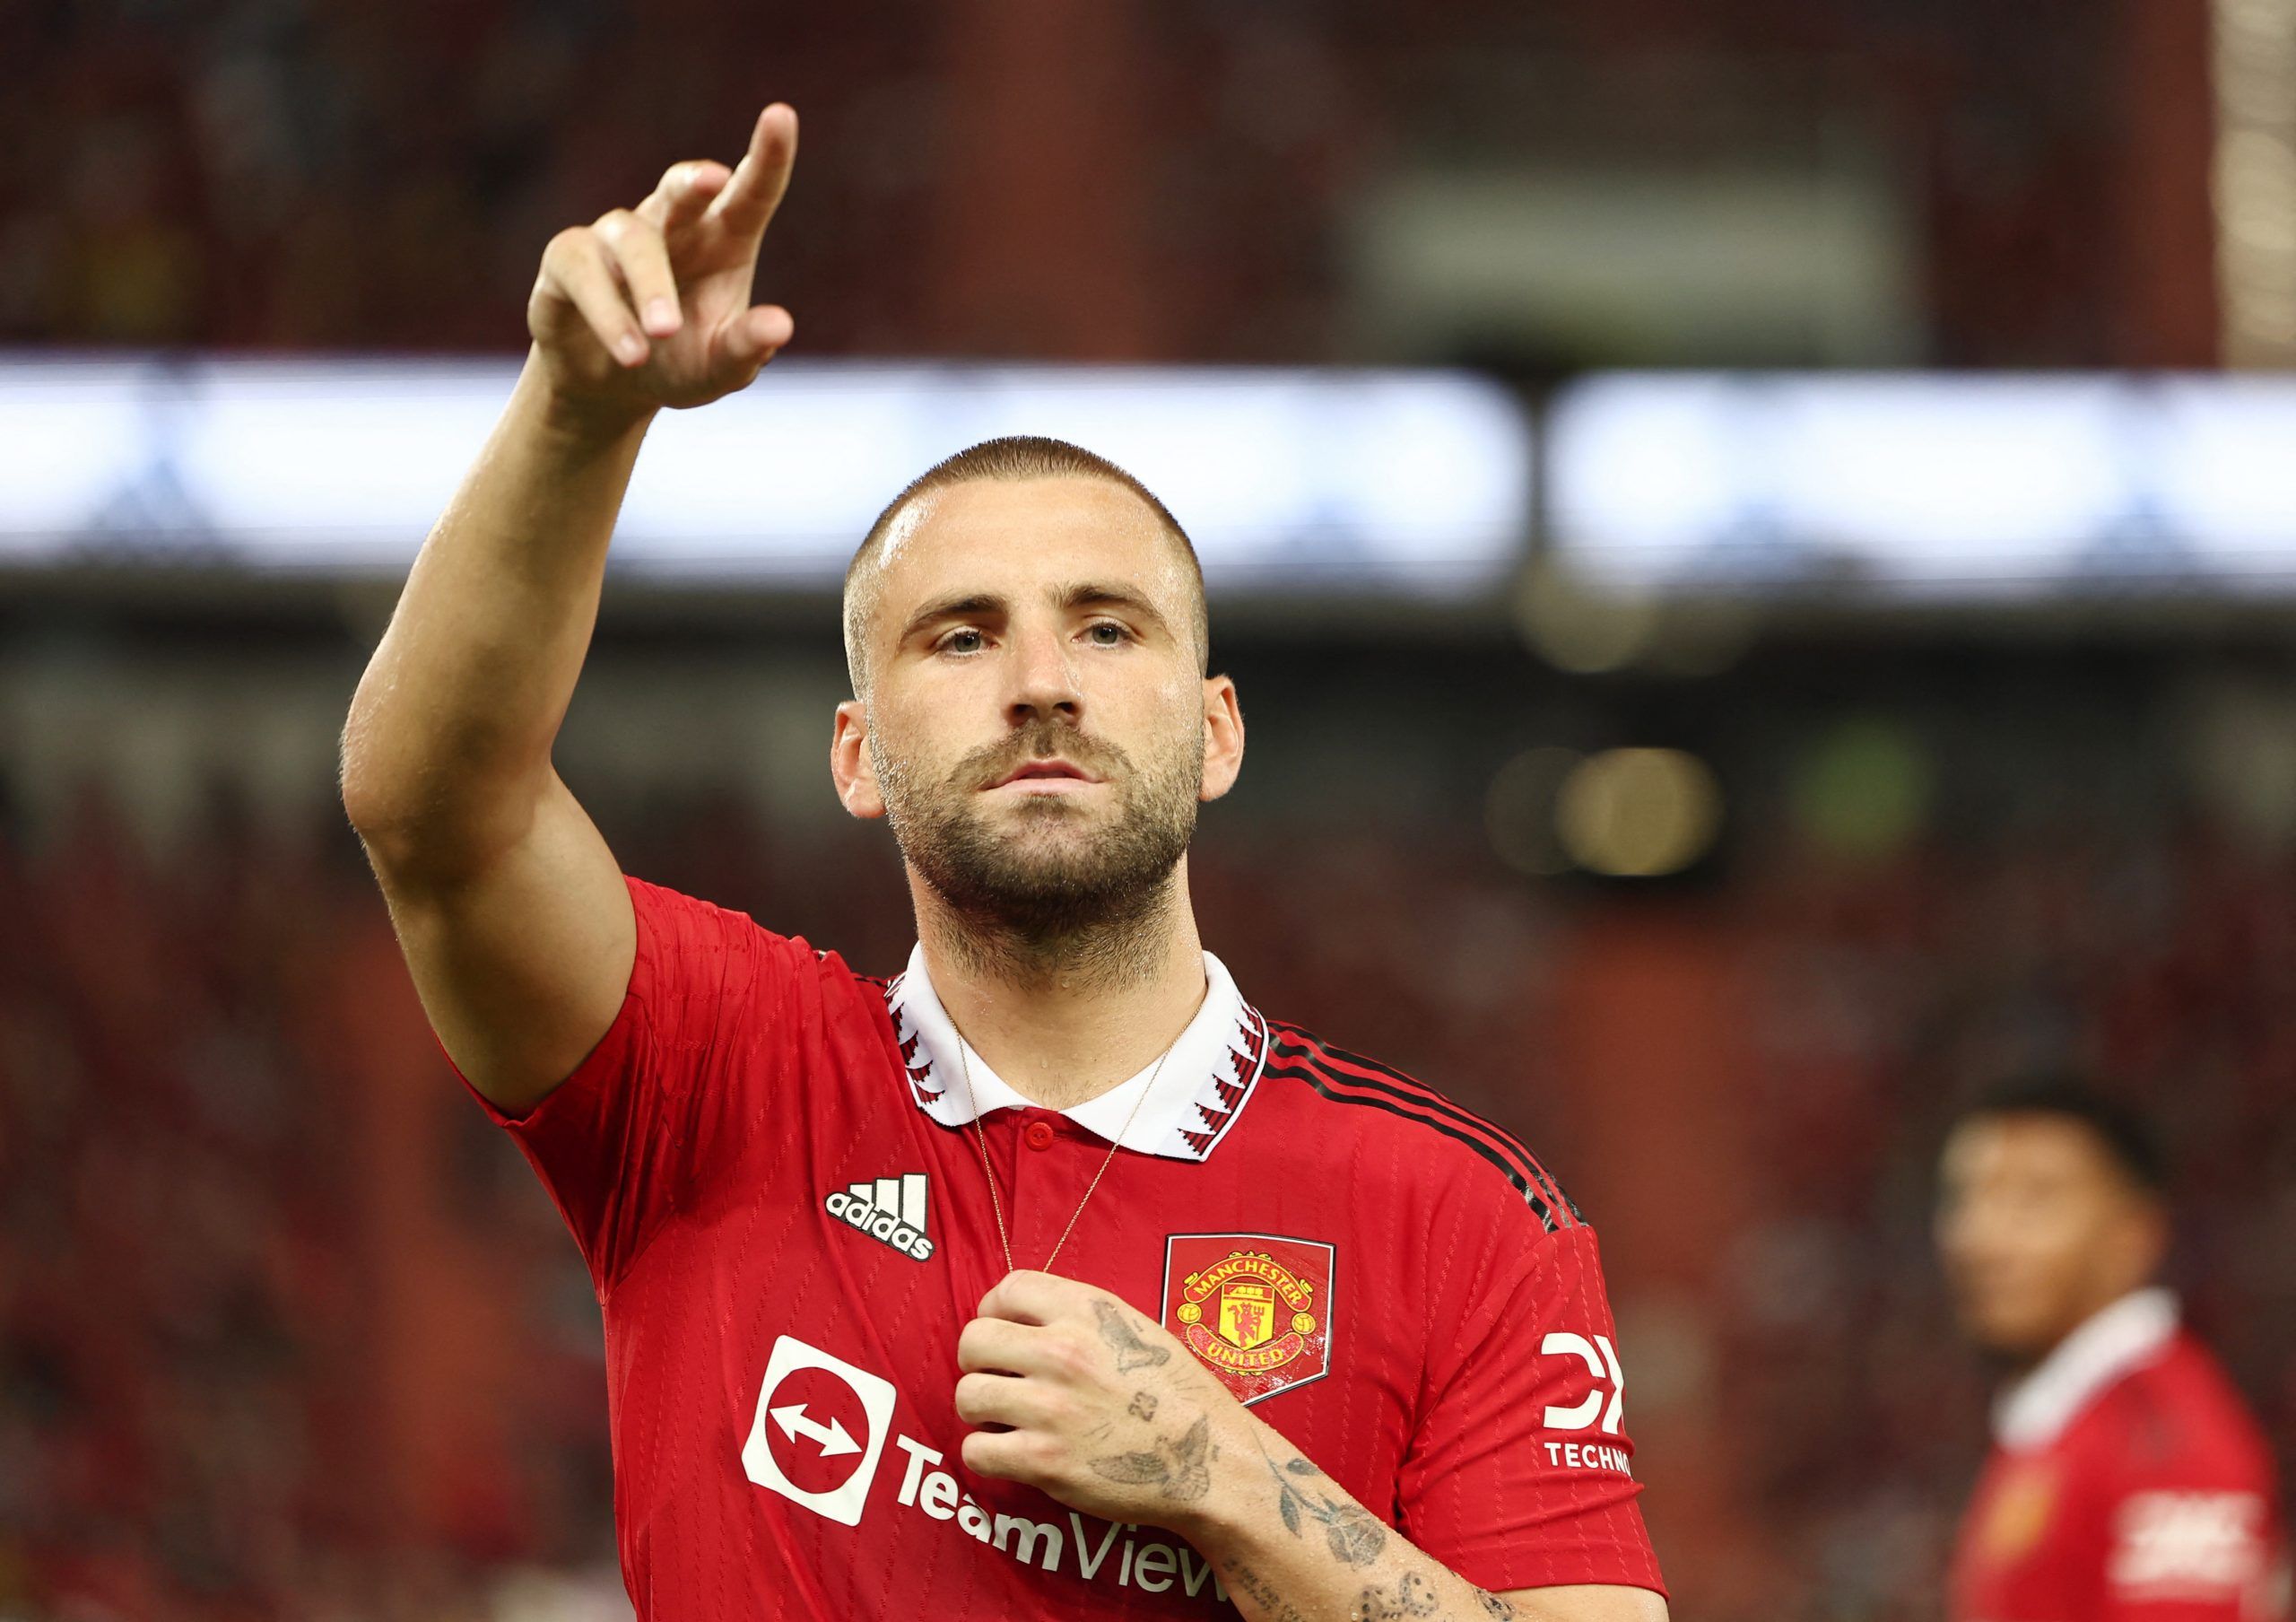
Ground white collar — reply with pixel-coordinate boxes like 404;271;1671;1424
1993;1287;2179;1451
883;946;1269;1162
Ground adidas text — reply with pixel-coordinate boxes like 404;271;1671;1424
825;1182;935;1262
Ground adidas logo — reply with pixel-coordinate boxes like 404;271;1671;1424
823;1173;935;1263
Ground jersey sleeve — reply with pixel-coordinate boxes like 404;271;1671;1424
1397;1208;1666;1597
456;876;826;1295
2092;1436;2288;1621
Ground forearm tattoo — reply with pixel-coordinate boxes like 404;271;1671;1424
1260;1442;1387;1566
1227;1438;1516;1622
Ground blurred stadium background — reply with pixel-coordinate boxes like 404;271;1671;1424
4;1;2295;1618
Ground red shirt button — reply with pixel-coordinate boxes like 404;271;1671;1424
1023;1120;1057;1151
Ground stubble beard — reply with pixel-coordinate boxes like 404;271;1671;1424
874;717;1202;990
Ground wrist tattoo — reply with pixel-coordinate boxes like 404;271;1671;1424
1089;1412;1212;1502
1225;1561;1311;1622
1352;1572;1440;1621
1474;1589;1518;1618
1128;1391;1159;1421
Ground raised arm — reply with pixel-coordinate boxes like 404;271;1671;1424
340;106;798;1112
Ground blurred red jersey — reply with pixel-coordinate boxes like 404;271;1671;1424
1952;1290;2289;1622
461;878;1665;1619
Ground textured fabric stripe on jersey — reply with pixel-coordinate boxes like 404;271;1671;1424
1264;1060;1563;1231
1269;1025;1580;1222
1265;1025;1580;1230
1276;1028;1578;1217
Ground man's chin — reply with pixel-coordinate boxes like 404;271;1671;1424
926;817;1185;919
891;775;1197;929
1956;1308;2057;1369
978;796;1113;844
981;828;1129;889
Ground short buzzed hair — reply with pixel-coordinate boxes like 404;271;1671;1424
841;435;1210;696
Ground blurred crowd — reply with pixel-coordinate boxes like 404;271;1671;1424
0;794;615;1622
2;774;2290;1621
3;0;2151;365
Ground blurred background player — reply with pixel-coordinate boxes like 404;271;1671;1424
1938;1079;2289;1622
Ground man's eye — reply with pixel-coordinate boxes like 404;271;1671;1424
1085;623;1130;647
941;628;986;654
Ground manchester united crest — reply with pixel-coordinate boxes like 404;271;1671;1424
1161;1234;1335;1405
1978;1461;2058;1562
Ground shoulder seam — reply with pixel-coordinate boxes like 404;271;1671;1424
1266;1022;1581;1216
1264;1022;1581;1232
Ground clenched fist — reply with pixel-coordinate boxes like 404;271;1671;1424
528;104;798;422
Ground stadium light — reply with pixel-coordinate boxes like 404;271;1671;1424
0;354;1531;597
1546;372;2296;598
2213;0;2296;365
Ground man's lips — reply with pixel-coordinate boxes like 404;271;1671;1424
989;759;1101;789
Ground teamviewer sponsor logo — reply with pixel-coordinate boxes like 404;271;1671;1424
741;1338;1233;1600
825;1173;935;1261
2111;1491;2268;1598
742;1336;898;1526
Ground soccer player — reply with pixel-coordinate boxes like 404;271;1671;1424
1937;1077;2288;1622
341;104;1667;1621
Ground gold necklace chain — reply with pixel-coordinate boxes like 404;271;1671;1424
955;1031;1180;1277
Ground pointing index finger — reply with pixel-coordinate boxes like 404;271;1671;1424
711;103;798;240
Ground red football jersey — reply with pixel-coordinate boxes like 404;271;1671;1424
1952;1290;2289;1622
462;878;1665;1618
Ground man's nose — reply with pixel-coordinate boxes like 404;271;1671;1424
1004;623;1083;724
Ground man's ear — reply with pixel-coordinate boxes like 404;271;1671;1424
1199;676;1244;803
831;700;887;819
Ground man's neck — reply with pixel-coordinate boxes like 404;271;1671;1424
913;868;1211;1112
1991;1286;2177;1449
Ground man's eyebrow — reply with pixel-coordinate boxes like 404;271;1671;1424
1058;581;1171;634
898;591;1008;643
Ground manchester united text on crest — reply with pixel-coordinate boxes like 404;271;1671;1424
1160;1234;1336;1405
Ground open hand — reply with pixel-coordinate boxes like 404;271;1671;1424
527;104;798;418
